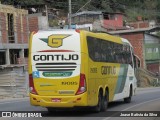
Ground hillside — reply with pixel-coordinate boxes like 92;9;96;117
136;68;160;87
1;0;160;22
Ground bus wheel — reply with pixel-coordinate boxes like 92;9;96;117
101;91;108;111
93;92;102;112
124;86;132;103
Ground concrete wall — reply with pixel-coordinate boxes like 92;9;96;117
28;13;49;33
38;16;48;30
28;16;39;32
0;12;7;43
129;21;149;29
147;63;159;74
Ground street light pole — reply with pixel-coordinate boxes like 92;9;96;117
68;0;72;29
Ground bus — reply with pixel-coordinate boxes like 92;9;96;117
28;29;137;112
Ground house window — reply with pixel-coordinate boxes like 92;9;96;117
146;48;159;53
24;49;28;57
146;48;152;53
9;49;20;64
103;14;109;19
0;51;6;65
7;13;15;43
154;48;159;53
110;14;115;20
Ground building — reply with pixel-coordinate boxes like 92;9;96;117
0;4;28;66
28;13;49;32
70;11;102;30
144;27;160;74
0;4;49;67
70;11;126;31
102;12;125;30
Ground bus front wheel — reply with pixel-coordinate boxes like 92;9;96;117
124;86;132;103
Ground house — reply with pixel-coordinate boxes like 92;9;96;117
144;27;160;74
70;11;127;31
102;12;125;30
70;11;102;30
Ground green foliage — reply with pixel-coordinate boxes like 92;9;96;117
48;19;58;27
1;0;160;22
0;0;45;5
157;32;160;37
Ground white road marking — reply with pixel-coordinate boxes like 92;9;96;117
102;97;160;120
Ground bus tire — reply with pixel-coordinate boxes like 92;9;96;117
124;86;132;103
101;91;108;111
93;92;102;112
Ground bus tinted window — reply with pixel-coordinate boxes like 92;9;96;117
87;36;132;65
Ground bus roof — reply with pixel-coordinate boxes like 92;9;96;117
82;30;122;44
33;29;132;47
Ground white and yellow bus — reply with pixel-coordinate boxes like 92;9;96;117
28;30;137;112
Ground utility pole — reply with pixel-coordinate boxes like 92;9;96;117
68;0;72;29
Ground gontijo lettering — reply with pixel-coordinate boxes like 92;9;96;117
33;54;79;61
101;66;116;75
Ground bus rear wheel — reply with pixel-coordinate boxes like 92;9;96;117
93;92;102;112
101;91;108;111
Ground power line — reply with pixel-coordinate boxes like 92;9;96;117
76;0;92;13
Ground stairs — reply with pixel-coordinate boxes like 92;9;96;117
0;71;28;99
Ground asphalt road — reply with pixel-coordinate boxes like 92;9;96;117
0;87;160;120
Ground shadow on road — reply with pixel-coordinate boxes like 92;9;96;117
41;100;125;117
108;100;125;109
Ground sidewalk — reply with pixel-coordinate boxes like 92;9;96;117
137;86;160;91
0;97;29;103
136;87;160;95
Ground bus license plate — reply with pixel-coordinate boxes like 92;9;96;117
51;98;61;102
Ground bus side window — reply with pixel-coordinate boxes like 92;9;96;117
94;39;102;61
133;55;141;69
87;37;95;61
101;41;107;62
127;46;133;67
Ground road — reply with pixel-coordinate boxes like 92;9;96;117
0;87;160;120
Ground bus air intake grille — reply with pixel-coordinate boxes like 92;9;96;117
35;63;77;72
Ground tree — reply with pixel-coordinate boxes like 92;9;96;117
1;0;160;22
